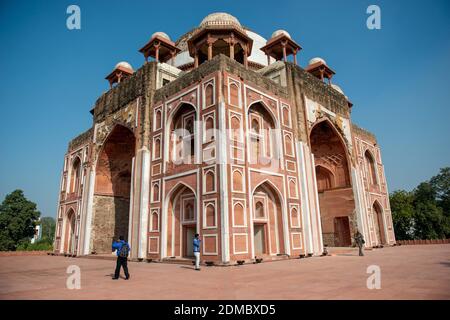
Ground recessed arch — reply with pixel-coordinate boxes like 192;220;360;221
248;101;280;164
204;82;214;107
315;165;335;192
365;149;378;186
63;208;76;254
166;100;198;125
165;181;197;204
309;118;350;158
167;102;197;165
69;156;82;194
247;100;279;129
164;181;197;258
92;124;135;253
310;118;354;247
252;179;286;256
252;178;284;203
372;200;386;245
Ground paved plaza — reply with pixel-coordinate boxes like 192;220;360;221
1;244;449;300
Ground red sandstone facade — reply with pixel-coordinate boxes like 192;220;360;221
54;13;395;263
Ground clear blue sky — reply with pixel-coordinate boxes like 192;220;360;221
0;0;449;218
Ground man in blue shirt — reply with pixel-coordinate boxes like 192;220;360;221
112;235;130;280
193;233;201;271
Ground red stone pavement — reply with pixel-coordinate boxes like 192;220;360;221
1;244;449;300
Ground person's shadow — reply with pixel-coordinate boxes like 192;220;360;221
180;266;196;270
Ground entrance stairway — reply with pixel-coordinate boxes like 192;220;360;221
160;257;195;265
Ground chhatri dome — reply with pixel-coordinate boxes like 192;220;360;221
271;29;291;39
200;12;242;28
115;61;133;71
309;57;326;65
151;31;170;41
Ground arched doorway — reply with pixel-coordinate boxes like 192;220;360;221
92;125;135;253
63;209;76;254
165;183;197;258
252;181;285;257
310;120;354;247
372;201;386;246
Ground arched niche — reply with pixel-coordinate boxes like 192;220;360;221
92;124;135;253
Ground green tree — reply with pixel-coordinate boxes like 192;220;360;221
0;190;41;251
39;216;56;242
389;190;415;240
429;167;450;218
412;182;450;239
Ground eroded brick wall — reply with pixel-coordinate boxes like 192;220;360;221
91;195;130;253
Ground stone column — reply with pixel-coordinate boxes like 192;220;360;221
298;143;324;255
243;46;248;68
297;142;314;254
218;100;230;264
282;41;287;62
155;43;160;62
82;166;96;255
194;50;199;68
129;147;150;260
138;148;150;259
208;42;213;60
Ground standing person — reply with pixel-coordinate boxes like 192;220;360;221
112;236;130;280
354;230;365;256
193;233;201;271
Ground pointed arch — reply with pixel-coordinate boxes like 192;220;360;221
247;100;279;129
164;181;198;258
372;200;386;245
63;208;76;254
95;123;135;161
69;156;82;194
251;179;288;256
315;165;335;192
164;181;197;205
310;118;354;247
166;102;198;165
247;101;280;164
166;100;198;125
309;118;350;158
252;178;285;204
365;149;378;186
92;123;135;253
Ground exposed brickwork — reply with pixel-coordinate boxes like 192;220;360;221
68;128;93;152
91;195;130;253
351;123;377;144
92;62;157;124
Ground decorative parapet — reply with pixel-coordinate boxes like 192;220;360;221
153;54;288;104
91;62;157;123
287;63;350;118
68;127;93;152
351;123;377;144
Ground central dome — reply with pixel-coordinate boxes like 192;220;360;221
200;12;241;28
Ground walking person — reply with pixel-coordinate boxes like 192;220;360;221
193;233;201;271
354;230;365;256
112;235;130;280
